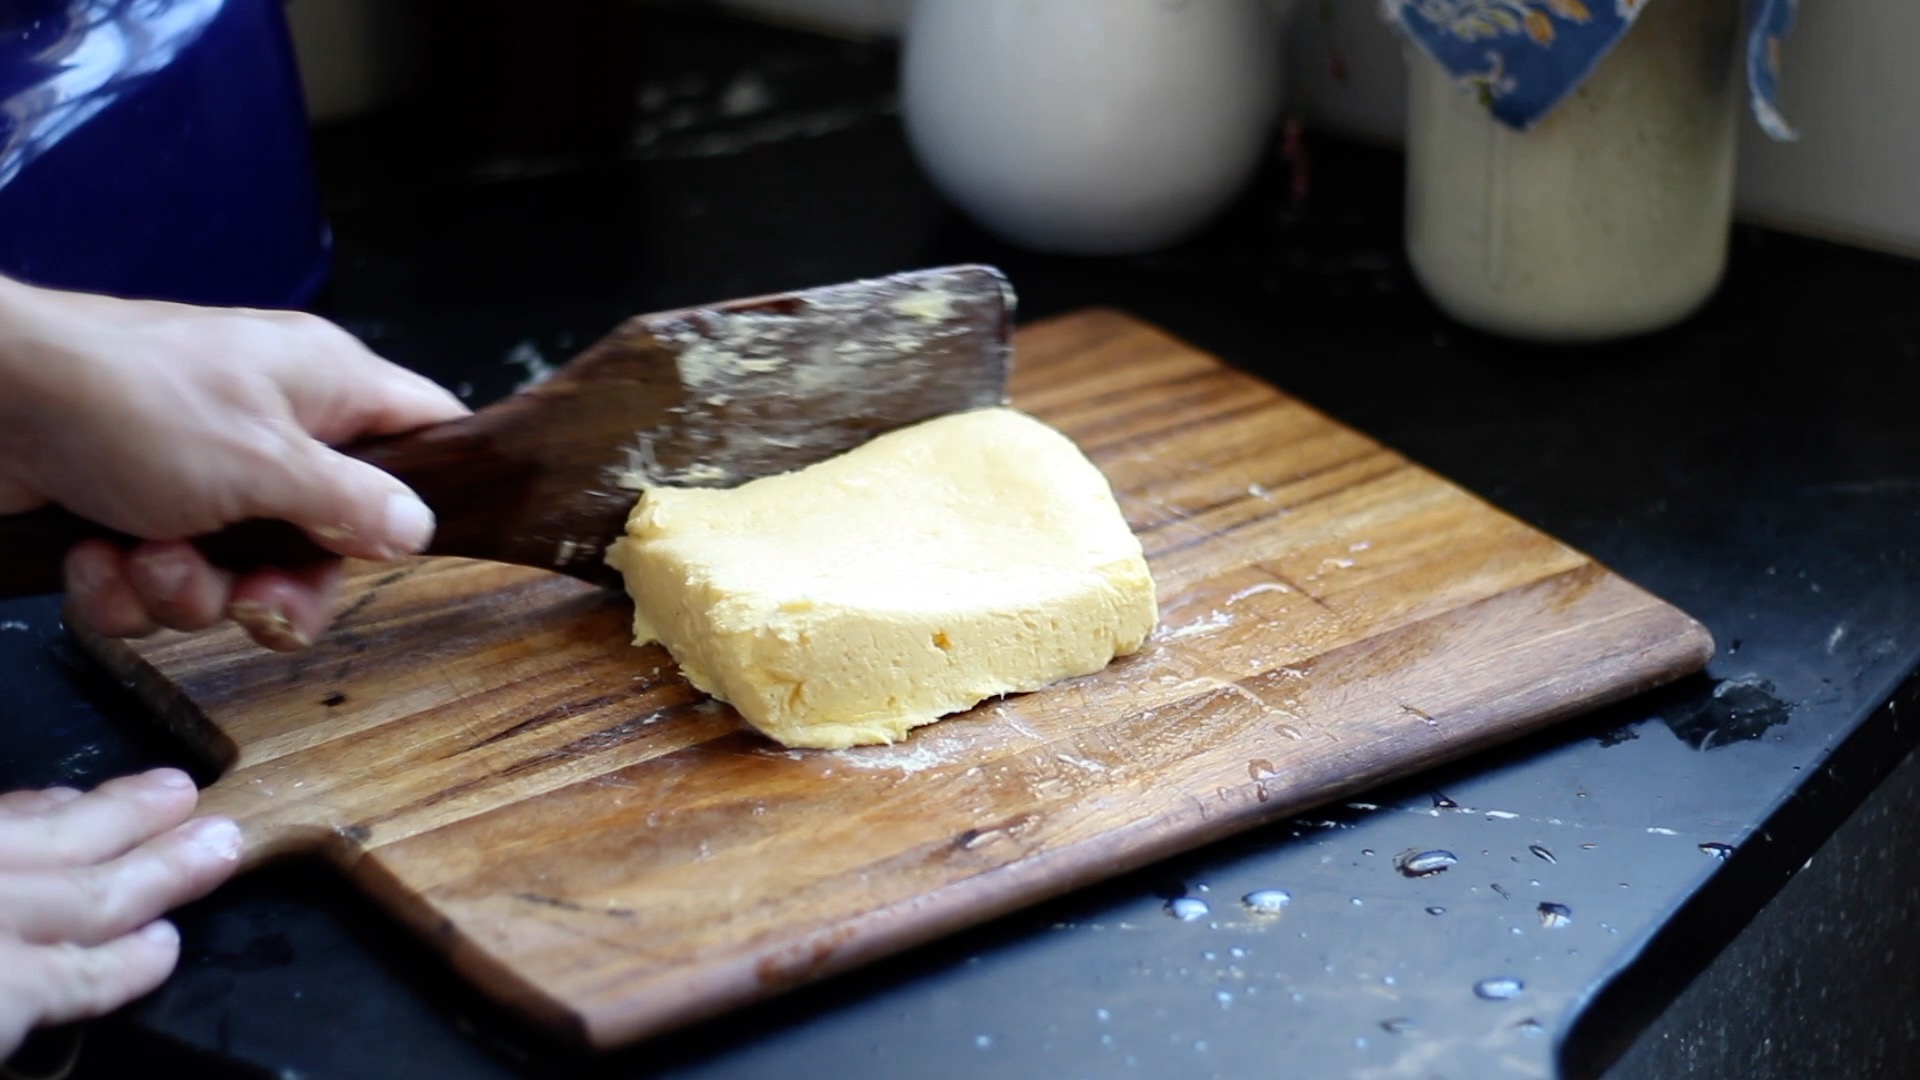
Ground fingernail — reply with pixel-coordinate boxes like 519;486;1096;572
132;548;192;600
312;523;357;544
381;493;436;557
229;600;311;650
190;818;243;862
150;768;196;791
140;920;181;947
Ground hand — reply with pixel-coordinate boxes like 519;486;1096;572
0;277;470;650
0;768;241;1059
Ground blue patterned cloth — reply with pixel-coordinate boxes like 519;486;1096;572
1384;0;1800;140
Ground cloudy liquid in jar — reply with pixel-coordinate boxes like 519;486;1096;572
1404;0;1742;343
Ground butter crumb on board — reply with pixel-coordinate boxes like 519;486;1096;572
604;406;1158;749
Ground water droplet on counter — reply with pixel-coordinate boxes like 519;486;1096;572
1248;758;1278;781
1380;1017;1415;1034
1474;976;1524;1001
1490;883;1512;900
1432;791;1460;809
1350;897;1364;906
1231;947;1247;958
1699;842;1735;859
1215;990;1234;1008
1095;1008;1111;1022
1425;906;1447;916
1528;844;1556;864
1537;902;1572;929
1580;842;1597;850
1395;849;1459;877
1242;889;1292;915
1514;1018;1545;1036
974;1034;993;1049
1167;897;1211;921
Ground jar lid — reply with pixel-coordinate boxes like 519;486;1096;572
1384;0;1799;139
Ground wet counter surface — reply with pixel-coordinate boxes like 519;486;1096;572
3;11;1918;1079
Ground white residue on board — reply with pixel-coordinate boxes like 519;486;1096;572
1161;610;1233;640
1225;583;1290;606
832;740;953;775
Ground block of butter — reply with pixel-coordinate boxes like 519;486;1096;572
604;406;1158;749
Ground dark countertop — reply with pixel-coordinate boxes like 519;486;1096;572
5;10;1919;1079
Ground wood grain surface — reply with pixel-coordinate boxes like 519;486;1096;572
77;309;1714;1049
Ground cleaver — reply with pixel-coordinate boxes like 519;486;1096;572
0;265;1014;597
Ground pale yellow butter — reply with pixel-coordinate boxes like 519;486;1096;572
604;407;1158;749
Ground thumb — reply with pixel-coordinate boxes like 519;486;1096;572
244;432;437;561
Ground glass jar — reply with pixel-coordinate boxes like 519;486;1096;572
1404;0;1743;343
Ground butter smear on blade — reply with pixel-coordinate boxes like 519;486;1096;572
604;406;1159;749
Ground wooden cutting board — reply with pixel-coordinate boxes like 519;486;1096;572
80;309;1712;1050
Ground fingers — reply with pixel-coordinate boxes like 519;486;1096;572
0;767;243;1059
62;542;157;639
0;769;198;870
325;358;471;439
122;541;233;632
66;538;348;650
240;314;461;561
0;788;82;816
268;314;471;442
0;816;240;947
226;561;343;652
0;921;182;1044
281;442;439;562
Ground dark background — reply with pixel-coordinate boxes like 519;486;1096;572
2;6;1916;1078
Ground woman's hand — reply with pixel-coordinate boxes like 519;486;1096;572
0;769;240;1059
0;277;469;650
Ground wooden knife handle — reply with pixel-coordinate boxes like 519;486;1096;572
0;508;333;599
0;422;496;600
